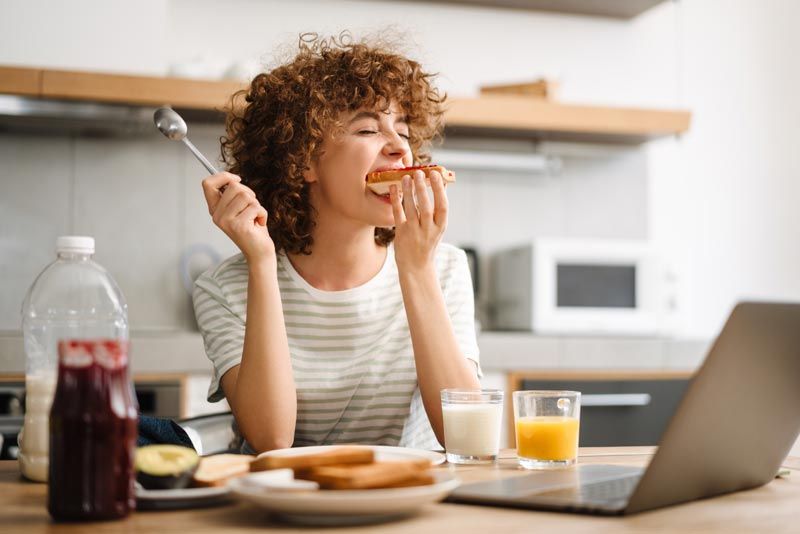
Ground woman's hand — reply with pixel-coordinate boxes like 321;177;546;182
390;168;448;274
202;172;275;264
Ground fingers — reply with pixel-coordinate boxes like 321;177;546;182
402;174;417;223
414;170;434;228
202;172;241;214
255;206;268;227
235;203;263;229
390;184;406;225
213;183;257;224
396;170;446;229
430;170;449;228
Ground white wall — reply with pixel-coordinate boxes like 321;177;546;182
1;0;799;339
649;0;800;337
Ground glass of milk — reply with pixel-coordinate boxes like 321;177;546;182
441;389;504;464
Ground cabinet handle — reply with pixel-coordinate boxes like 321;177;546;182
581;393;651;407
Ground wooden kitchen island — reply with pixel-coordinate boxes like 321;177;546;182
2;448;799;533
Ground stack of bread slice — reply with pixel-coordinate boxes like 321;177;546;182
250;447;435;490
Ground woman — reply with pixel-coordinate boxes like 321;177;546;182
193;33;481;453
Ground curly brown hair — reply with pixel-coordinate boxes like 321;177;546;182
221;32;446;255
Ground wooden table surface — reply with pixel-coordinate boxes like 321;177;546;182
2;447;799;533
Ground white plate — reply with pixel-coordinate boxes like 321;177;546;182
255;444;446;466
231;445;456;525
135;484;231;510
229;471;459;525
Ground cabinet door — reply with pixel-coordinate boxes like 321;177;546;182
518;378;690;446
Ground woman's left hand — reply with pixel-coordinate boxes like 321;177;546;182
390;168;448;274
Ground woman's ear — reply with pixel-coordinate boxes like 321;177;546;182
303;163;318;184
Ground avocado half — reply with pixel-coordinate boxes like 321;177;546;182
135;445;200;490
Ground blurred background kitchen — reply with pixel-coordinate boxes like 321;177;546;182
1;0;799;457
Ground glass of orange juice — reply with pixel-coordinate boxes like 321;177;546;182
513;390;581;469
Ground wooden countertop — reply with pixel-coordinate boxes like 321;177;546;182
2;447;798;532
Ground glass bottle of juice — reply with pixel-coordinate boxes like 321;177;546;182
19;236;128;482
48;339;138;521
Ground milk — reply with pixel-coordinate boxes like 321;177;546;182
442;403;503;457
18;374;57;482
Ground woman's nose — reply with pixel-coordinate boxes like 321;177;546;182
383;132;409;157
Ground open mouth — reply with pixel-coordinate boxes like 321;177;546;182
370;189;392;203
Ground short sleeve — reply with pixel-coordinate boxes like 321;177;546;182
193;271;246;402
440;246;482;378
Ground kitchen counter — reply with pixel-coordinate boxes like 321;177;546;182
0;332;210;374
0;331;711;374
1;448;798;532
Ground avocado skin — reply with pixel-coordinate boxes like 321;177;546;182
136;464;199;490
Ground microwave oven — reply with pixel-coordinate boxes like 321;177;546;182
490;239;664;335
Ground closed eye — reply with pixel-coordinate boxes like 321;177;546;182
357;129;410;141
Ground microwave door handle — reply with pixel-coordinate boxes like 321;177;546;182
581;393;652;407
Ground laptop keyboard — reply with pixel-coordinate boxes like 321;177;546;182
533;475;641;504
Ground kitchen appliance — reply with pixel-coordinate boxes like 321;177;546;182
0;383;24;460
0;379;182;461
490;238;666;335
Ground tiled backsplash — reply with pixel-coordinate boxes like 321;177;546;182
0;127;647;332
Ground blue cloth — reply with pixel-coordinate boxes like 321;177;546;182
137;415;195;450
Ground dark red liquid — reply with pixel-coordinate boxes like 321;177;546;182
48;340;138;521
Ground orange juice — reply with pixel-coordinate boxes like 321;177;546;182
515;416;580;461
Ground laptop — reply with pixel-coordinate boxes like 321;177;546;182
447;301;800;515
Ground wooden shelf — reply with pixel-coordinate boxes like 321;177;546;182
0;67;42;96
0;66;245;110
445;96;691;144
390;0;668;19
0;66;691;144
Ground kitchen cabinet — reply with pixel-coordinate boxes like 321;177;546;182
0;66;690;144
506;370;692;447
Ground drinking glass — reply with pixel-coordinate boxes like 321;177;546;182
441;389;504;464
513;390;581;469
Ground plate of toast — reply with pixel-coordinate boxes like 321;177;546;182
135;452;254;510
256;444;446;467
228;445;458;525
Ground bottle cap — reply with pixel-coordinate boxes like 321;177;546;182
56;236;95;255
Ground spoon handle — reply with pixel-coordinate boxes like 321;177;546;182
181;137;219;175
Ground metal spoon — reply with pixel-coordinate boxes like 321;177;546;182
153;107;218;175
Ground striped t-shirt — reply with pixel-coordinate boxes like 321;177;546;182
193;242;481;450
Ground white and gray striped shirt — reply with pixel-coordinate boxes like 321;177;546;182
193;242;481;450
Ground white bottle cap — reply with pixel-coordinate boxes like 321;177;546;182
56;236;95;254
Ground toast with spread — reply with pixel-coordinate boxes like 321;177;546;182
366;165;455;195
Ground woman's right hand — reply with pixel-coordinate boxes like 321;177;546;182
202;172;275;263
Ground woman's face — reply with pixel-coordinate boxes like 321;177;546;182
305;102;413;230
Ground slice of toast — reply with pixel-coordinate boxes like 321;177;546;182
365;165;455;195
191;454;254;487
250;446;375;472
380;471;436;489
296;459;432;490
